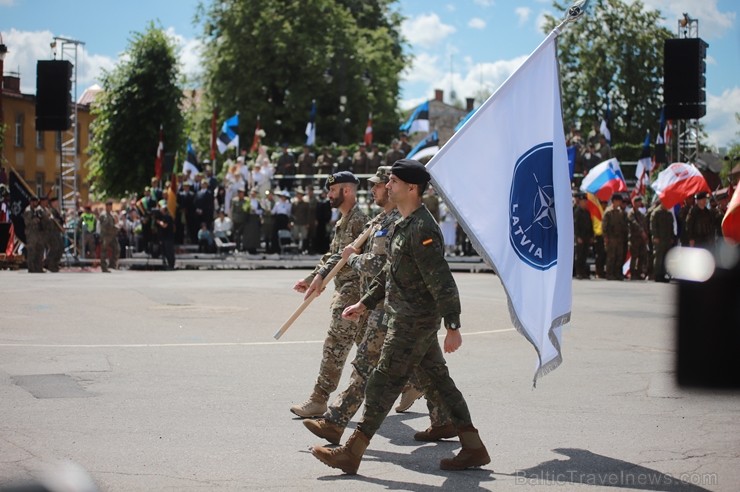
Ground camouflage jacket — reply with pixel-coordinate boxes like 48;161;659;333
348;208;401;294
309;203;368;287
98;211;118;237
361;204;461;328
627;208;647;243
650;207;675;243
602;205;628;239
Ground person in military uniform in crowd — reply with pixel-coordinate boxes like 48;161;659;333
313;160;490;475
677;195;694;246
297;145;316;187
686;191;715;249
573;192;594;279
277;143;296;192
398;132;412;156
98;200;120;273
23;196;44;273
385;138;405;166
290;171;368;418
291;188;311;253
37;196;55;270
650;199;675;283
316;147;335;175
155;200;176;270
303;166;455;446
421;184;440;223
230;186;249;252
627;196;649;280
45;196;65;272
602;193;628;280
78;203;97;260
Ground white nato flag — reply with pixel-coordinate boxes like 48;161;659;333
426;30;573;385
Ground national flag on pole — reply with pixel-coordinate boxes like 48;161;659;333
655;108;667;164
167;161;178;219
305;100;316;146
633;131;652;199
210;109;218;161
651;162;711;209
364;113;373;147
183;139;201;177
154;125;164;179
399;100;430;134
600;100;611;144
722;184;740;243
406;130;440;160
8;168;35;244
217;114;239;154
250;116;262;153
586;192;604;236
427;29;572;384
579;157;628;202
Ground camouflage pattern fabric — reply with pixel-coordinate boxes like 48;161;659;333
23;205;44;272
99;211;119;270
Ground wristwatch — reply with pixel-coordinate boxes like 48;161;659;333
447;322;460;331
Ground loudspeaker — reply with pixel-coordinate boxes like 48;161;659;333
664;103;706;120
35;60;73;132
664;38;708;107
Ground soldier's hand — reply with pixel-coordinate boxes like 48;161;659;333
342;302;366;320
293;279;309;293
341;244;360;261
444;329;462;353
304;274;325;300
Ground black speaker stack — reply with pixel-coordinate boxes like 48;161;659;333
35;60;73;132
663;38;708;120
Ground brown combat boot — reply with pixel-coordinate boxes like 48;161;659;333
290;391;327;418
311;429;370;475
303;418;345;445
414;423;458;442
394;385;424;413
439;425;491;471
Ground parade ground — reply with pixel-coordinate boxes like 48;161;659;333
1;269;738;491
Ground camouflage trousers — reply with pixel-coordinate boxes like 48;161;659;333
45;232;64;272
311;283;364;402
100;235;120;271
25;236;45;273
357;316;472;439
325;308;452;428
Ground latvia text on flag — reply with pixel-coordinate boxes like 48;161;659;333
427;30;572;384
399;100;430;134
183;139;201;177
722;185;740;243
406;130;440;160
8;167;35;244
633;131;653;199
580;158;627;202
651;162;710;209
305;100;317;146
154;125;164;179
217;114;239;154
364;114;373;147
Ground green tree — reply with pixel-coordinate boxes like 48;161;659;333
196;0;406;149
89;23;185;196
543;0;673;145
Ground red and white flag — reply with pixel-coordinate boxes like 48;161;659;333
154;125;164;179
651;162;710;209
722;184;740;243
364;114;373;147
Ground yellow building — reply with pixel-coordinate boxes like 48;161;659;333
1;73;96;205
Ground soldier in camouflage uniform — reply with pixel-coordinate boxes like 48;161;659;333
650;199;675;283
627;196;648;280
573;192;594;279
45;196;65;272
602;193;628;280
290;171;368;418
303;166;454;446
686;191;715;249
98;200;119;273
311;160;490;475
23;196;44;273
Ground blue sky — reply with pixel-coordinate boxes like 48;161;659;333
1;0;738;148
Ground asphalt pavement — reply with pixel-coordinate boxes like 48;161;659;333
0;269;737;491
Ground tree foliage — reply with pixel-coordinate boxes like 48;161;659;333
89;23;184;197
195;0;406;149
543;0;673;145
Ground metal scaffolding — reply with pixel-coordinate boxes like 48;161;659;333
675;14;701;165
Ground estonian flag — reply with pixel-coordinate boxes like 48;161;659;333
217;114;239;154
305;100;316;146
426;29;572;385
406;130;439;160
183;139;201;176
399;101;430;134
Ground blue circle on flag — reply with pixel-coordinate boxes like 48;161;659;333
509;142;558;270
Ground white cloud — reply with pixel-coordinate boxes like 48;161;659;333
515;7;532;26
468;17;486;30
704;87;740;148
399;96;429;111
445;4;456;12
0;0;16;6
164;27;204;83
402;13;456;49
637;0;735;39
535;10;551;33
706;54;717;65
402;52;444;84
474;0;494;7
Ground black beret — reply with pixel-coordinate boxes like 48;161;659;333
390;159;430;185
325;171;359;189
694;191;708;200
611;193;624;201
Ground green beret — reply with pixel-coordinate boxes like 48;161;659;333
390;159;430;185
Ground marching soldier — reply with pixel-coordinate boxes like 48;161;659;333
23;196;44;273
45;196;65;272
290;171;368;418
602;193;628;280
99;200;119;272
686;191;715;249
650;199;675;283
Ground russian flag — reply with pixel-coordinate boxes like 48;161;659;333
579;157;627;202
651;162;710;209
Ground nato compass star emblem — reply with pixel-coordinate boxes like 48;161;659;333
509;143;559;270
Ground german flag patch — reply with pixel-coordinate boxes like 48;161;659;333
422;238;434;246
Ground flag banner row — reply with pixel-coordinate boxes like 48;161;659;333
399;101;430;135
426;30;572;384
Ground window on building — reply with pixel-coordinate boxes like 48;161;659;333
15;113;24;147
35;172;45;198
36;131;45;149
